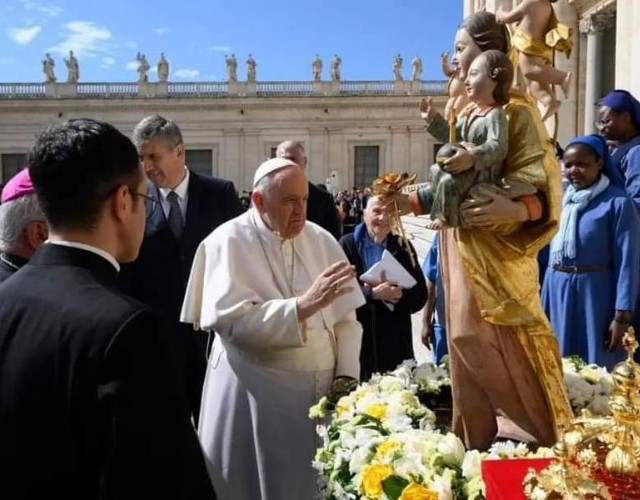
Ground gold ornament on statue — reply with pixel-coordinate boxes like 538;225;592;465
370;172;418;268
524;327;640;498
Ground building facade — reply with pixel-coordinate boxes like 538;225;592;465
464;0;640;142
0;80;447;191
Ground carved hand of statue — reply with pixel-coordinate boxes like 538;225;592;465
296;260;356;321
442;147;474;174
419;97;436;123
440;52;449;64
462;188;529;228
495;5;508;24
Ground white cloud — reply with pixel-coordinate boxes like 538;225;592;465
20;0;62;16
172;68;199;80
208;45;231;52
48;21;111;58
7;25;41;44
125;61;138;71
155;27;168;35
101;56;115;68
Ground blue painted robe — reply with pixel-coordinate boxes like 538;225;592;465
542;184;640;368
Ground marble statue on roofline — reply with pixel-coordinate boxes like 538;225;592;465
136;52;150;83
42;53;56;83
246;54;257;82
225;54;238;82
157;52;169;82
330;54;341;82
64;50;79;83
312;54;322;81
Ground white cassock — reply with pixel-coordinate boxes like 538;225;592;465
181;208;364;500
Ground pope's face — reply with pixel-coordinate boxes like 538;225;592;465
453;28;482;79
255;166;309;239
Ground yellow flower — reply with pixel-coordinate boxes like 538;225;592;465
376;440;401;459
361;464;393;499
399;483;439;500
365;403;387;420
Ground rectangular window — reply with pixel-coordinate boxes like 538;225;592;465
185;149;213;177
353;146;379;189
1;153;27;184
269;146;277;159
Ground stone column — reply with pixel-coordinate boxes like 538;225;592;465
580;11;615;134
616;0;640;95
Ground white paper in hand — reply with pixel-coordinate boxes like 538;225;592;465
360;249;417;289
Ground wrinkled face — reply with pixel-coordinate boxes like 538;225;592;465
453;28;482;79
465;53;496;105
597;106;630;141
277;147;307;168
363;196;391;241
138;139;185;189
254;166;308;239
563;144;602;190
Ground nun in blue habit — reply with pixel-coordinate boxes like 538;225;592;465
542;134;640;368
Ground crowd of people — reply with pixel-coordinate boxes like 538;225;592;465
0;11;639;499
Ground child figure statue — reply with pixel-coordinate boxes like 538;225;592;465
420;50;545;229
437;51;469;128
496;0;573;121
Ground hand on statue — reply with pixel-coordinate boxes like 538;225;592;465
420;97;436;123
297;260;356;321
361;271;403;303
388;192;412;216
495;6;508;24
606;320;627;352
443;148;474;174
462;188;529;228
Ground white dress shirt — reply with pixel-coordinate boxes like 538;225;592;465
158;167;190;220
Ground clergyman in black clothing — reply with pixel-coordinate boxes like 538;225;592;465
0;168;47;283
276;140;342;239
0;118;214;499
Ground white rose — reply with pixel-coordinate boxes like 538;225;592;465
437;432;466;466
430;475;453;500
462;450;482;478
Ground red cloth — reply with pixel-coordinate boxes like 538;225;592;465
481;458;554;500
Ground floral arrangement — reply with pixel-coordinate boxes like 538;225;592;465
310;363;484;500
311;357;615;500
562;356;614;416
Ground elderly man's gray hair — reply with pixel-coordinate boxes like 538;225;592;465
276;140;305;155
131;115;183;149
0;194;45;252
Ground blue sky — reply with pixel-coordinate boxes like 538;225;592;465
1;0;462;83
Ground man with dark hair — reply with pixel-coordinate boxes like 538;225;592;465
123;115;243;420
276;140;342;239
0;169;47;283
0;118;214;499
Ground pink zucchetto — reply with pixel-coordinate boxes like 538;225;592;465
1;168;36;204
253;158;300;187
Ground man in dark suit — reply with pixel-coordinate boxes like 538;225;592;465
123;115;243;420
276;140;341;239
0;118;214;499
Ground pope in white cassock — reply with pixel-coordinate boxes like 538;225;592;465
181;158;365;500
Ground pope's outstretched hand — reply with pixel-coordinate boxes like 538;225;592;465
297;260;356;321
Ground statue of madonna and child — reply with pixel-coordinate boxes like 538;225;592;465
391;11;573;451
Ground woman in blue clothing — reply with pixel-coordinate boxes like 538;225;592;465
421;234;448;363
542;134;640;368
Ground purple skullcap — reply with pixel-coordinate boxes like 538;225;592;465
597;89;640;129
1;168;35;203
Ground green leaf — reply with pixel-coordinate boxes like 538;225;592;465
381;475;410;500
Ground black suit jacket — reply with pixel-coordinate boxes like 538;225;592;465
120;171;243;417
124;171;243;319
0;244;214;499
307;182;341;240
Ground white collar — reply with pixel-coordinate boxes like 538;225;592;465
46;240;120;272
158;167;190;200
